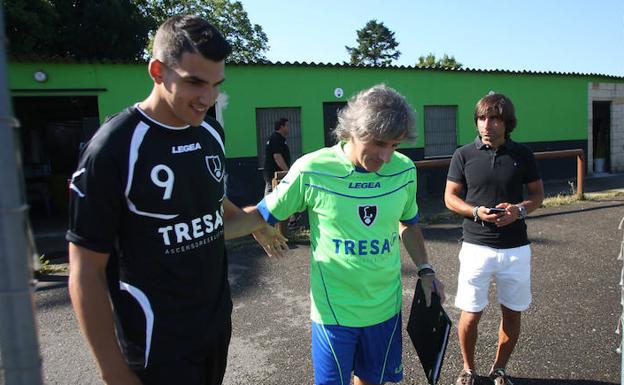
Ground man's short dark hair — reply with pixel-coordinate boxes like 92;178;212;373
152;15;232;66
275;118;289;131
474;93;517;137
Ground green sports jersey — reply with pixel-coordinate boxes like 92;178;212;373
260;143;419;327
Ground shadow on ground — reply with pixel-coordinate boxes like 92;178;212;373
471;376;617;385
509;379;617;385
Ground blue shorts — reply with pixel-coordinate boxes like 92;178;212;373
311;313;403;385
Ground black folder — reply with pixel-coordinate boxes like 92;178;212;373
406;279;452;384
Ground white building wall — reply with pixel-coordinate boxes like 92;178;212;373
588;83;624;174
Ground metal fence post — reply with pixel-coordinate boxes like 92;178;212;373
0;3;44;384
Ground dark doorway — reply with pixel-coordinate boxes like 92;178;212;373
323;102;347;146
592;101;611;173
13;96;100;221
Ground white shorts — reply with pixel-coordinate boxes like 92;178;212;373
454;242;532;312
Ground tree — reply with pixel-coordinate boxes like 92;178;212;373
346;20;400;66
59;0;157;61
4;0;155;60
416;53;463;69
416;53;437;67
4;0;62;56
136;0;269;63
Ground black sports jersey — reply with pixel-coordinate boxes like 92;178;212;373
66;105;232;368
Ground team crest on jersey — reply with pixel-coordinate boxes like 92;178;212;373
358;205;377;227
205;156;224;182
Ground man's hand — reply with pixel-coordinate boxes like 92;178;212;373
252;223;288;258
491;203;520;227
420;275;446;307
476;206;505;224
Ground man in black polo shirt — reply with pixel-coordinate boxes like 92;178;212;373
263;117;291;195
444;93;544;385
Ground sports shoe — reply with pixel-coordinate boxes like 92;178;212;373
489;368;514;385
456;369;476;385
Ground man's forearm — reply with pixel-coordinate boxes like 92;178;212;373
400;222;445;305
400;223;429;266
222;198;265;240
521;180;544;214
224;208;266;240
444;191;473;217
68;245;134;382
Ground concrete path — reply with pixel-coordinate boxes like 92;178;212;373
24;196;624;384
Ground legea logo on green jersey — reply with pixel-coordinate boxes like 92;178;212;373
348;181;380;188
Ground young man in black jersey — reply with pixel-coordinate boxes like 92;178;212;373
67;15;287;385
444;94;544;385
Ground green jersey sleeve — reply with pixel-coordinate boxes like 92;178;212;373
400;167;419;223
262;158;308;221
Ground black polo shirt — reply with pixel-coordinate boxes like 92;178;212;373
447;137;540;248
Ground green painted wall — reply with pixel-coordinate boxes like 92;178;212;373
9;61;624;158
9;62;151;123
222;65;600;156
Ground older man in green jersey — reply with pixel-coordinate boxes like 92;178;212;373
256;84;445;385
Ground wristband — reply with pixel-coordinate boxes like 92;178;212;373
416;263;433;271
416;263;435;277
472;205;480;222
516;204;527;219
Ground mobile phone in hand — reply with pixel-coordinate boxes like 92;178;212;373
487;207;506;214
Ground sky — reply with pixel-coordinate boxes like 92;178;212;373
239;0;624;76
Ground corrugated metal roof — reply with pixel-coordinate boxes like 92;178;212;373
10;55;624;79
244;60;624;79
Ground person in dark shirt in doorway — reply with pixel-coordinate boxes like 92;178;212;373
444;93;544;385
263;117;291;195
263;117;302;229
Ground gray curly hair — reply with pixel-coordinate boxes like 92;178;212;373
333;84;416;143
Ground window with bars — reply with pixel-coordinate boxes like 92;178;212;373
424;105;457;158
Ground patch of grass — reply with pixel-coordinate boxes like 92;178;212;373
287;227;310;244
542;190;624;207
36;255;67;275
585;190;624;200
542;194;578;207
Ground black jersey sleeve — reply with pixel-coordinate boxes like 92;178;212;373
205;116;225;146
66;126;125;254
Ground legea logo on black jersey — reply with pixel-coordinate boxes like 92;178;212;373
205;156;223;182
358;205;377;227
171;142;202;154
